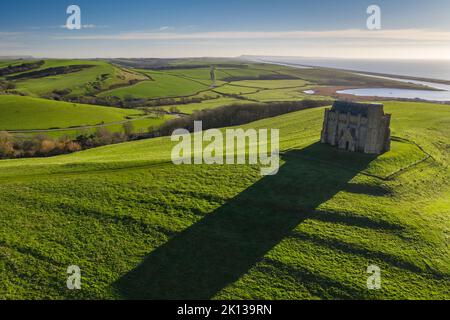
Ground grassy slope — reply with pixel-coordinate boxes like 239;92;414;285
0;60;31;68
242;87;329;101
0;101;448;299
161;97;252;114
8;60;146;97
229;79;308;89
165;68;229;81
213;85;261;95
0;95;142;131
21;116;171;139
218;67;281;80
98;71;210;99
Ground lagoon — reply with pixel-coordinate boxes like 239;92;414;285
337;74;450;102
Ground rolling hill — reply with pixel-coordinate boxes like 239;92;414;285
0;95;142;131
98;71;211;100
0;101;448;299
1;59;147;98
0;95;171;138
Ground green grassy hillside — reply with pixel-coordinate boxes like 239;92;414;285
2;60;147;97
161;97;252;114
242;87;326;101
0;95;142;131
98;71;210;99
213;85;261;95
229;79;308;89
0;60;29;68
165;68;229;82
1;60;433;103
0;101;448;299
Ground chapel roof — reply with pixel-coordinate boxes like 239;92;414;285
331;101;383;116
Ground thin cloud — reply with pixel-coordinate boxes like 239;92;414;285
60;24;108;30
53;28;450;42
158;26;174;31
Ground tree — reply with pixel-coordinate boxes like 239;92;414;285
0;131;14;158
154;107;166;119
123;122;134;137
169;106;180;114
5;82;16;90
94;127;113;146
39;139;57;154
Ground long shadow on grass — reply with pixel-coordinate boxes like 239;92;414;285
114;143;376;299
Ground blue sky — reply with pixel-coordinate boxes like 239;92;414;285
1;0;450;58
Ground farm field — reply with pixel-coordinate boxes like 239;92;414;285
0;100;449;299
3;0;450;304
0;95;141;131
218;67;286;80
161;97;248;114
1;58;431;105
1;59;147;97
98;71;210;99
229;79;309;89
21;116;171;139
242;87;328;101
213;84;261;95
164;68;229;82
0;60;28;68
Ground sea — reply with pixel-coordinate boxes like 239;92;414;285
258;57;450;82
256;57;450;101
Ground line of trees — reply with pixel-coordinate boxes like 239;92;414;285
0;100;331;159
74;127;130;149
6;65;94;80
0;80;16;90
157;99;332;136
0;123;136;159
0;60;45;76
0;132;82;159
49;94;219;109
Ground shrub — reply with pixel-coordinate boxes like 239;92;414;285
123;122;134;137
40;139;57;154
0;131;15;158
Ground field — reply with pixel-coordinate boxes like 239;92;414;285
29;116;171;139
0;100;449;299
161;97;249;114
0;60;26;68
217;67;286;80
164;68;229;83
242;87;328;101
229;79;309;89
213;85;261;95
0;95;141;131
1;59;147;97
98;71;210;99
0;58;449;300
0;95;171;139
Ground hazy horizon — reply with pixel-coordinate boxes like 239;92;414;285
2;0;450;59
3;55;450;62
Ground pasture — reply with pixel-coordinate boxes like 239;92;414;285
0;101;448;299
1;59;147;97
0;95;141;131
98;72;210;100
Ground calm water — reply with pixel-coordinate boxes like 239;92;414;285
336;74;450;102
337;87;450;102
259;57;450;102
261;57;450;81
